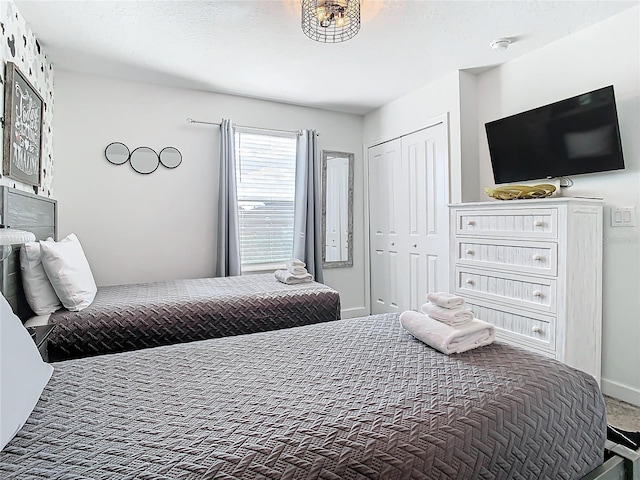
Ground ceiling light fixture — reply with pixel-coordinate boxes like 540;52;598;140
490;38;511;51
301;0;360;43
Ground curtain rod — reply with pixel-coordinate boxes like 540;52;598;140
186;118;320;136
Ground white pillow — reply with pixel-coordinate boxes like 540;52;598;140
0;292;54;451
40;234;97;312
20;241;62;315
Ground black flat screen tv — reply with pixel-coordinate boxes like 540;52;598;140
485;85;625;184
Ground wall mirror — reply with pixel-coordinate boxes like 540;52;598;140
159;146;182;168
105;142;130;165
322;150;354;268
130;147;159;174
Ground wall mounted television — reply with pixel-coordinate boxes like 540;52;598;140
485;85;625;184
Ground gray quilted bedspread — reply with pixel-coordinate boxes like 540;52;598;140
0;314;605;480
47;274;340;361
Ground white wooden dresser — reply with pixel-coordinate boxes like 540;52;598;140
449;198;603;383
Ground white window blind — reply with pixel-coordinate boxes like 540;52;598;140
234;129;297;269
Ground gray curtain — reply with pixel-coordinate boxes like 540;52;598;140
293;129;323;283
215;119;241;277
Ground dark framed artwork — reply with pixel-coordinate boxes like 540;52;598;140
2;61;44;186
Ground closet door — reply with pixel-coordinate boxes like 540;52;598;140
368;121;449;315
368;138;407;314
401;124;449;311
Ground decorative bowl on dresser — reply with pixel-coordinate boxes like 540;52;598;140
449;197;603;384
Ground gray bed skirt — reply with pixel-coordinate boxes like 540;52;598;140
1;313;605;479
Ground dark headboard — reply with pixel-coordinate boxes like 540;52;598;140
0;186;57;320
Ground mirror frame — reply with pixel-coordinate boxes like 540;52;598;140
104;142;130;165
159;146;182;169
321;150;354;269
129;146;160;174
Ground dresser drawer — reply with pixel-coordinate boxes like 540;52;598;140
467;300;555;352
455;267;556;313
455;208;557;239
455;238;558;276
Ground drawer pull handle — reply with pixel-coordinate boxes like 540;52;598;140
533;290;542;298
533;254;542;261
413;243;417;248
467;220;475;226
534;220;543;227
532;326;542;334
391;242;395;246
466;249;474;255
465;279;474;286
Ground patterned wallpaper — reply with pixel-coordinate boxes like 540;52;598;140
0;0;54;197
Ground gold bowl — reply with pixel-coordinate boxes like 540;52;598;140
483;184;557;201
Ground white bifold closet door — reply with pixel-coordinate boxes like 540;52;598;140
368;122;449;315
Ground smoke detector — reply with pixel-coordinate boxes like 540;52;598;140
490;38;511;51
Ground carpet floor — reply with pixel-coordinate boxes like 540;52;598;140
605;395;640;431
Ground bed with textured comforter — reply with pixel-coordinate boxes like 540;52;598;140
0;313;605;479
46;273;341;361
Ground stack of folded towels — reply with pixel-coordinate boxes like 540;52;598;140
274;259;313;285
399;292;495;355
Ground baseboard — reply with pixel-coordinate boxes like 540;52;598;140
341;306;369;319
601;378;640;407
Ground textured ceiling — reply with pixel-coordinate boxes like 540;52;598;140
13;0;639;115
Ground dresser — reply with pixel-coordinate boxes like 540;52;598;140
449;198;603;383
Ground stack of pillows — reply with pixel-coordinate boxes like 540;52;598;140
2;233;96;451
20;233;97;314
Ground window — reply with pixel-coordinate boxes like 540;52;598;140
234;129;297;270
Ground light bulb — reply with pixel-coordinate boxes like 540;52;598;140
316;6;327;22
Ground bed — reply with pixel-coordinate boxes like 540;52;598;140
45;273;341;361
0;312;615;479
0;187;341;361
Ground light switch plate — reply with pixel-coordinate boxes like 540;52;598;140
611;206;637;227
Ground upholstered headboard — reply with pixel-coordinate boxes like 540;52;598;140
0;186;57;321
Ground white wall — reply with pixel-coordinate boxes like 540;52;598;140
363;70;480;205
52;71;368;317
475;7;640;405
458;71;480;203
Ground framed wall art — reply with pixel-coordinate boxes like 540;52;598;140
2;61;44;186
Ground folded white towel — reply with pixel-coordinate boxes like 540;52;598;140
286;259;306;270
274;269;313;285
287;266;308;276
421;302;474;327
399;311;495;355
426;292;465;309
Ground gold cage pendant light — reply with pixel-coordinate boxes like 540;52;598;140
301;0;361;43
